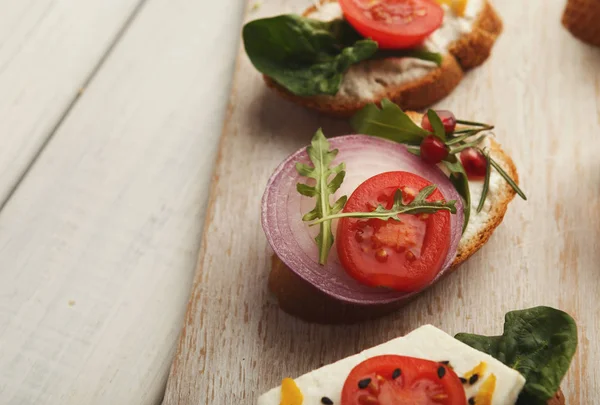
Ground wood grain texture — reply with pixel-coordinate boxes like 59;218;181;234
0;0;145;206
0;0;245;403
164;0;600;404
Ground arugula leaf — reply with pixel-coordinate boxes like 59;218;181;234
243;15;378;97
455;307;577;405
427;109;446;142
443;159;471;232
350;99;430;145
296;129;347;264
309;185;457;225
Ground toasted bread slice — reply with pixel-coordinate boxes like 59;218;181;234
548;390;566;405
264;0;503;117
562;0;600;47
267;112;518;324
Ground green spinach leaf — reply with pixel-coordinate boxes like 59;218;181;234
455;306;577;405
350;99;430;145
243;16;442;97
243;15;378;96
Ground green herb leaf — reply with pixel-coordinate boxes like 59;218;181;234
427;109;446;142
456;119;494;129
350;99;430;145
445;133;474;146
309;185;457;225
449;136;486;155
243;15;378;97
443;159;471;232
296;129;347;264
477;149;491;213
490;158;527;200
406;146;421;157
455;307;578;405
374;48;443;66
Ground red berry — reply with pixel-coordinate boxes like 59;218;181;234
421;110;457;134
460;148;487;178
420;135;449;164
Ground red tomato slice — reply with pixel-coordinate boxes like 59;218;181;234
339;0;444;49
336;171;451;292
341;355;466;405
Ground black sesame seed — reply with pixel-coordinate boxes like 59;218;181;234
321;397;334;405
392;368;401;379
459;377;467;384
358;378;372;389
469;374;479;385
437;366;446;379
468;397;476;405
439;360;450;365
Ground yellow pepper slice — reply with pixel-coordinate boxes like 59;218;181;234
474;374;497;405
280;378;303;405
435;0;468;16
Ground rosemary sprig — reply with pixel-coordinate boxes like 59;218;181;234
445;133;474;145
449;136;486;155
477;149;492;213
309;186;457;225
456;119;494;129
490;158;527;200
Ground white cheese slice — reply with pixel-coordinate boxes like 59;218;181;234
257;325;525;405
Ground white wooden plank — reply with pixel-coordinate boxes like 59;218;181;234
0;0;143;206
163;0;600;404
0;0;245;403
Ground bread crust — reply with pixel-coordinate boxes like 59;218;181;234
562;0;600;47
263;1;503;117
267;112;518;324
548;389;566;405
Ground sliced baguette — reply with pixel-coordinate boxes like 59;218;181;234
562;0;600;47
267;111;518;324
264;0;503;118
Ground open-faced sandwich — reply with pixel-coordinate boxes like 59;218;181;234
562;0;600;47
262;101;525;323
243;0;503;117
257;306;577;405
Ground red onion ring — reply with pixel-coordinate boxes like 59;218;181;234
262;135;463;305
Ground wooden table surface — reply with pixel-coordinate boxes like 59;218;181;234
163;0;600;404
0;0;245;404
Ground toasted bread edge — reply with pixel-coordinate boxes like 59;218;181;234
562;0;600;47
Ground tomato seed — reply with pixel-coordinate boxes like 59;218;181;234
355;230;364;243
358;378;372;389
367;381;379;395
358;395;379;405
432;394;449;400
375;249;388;263
406;251;416;262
